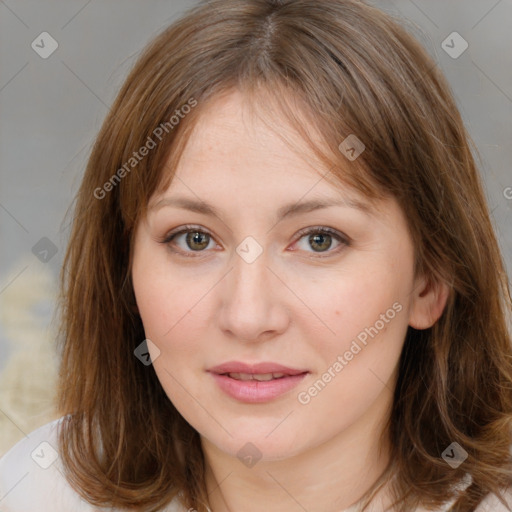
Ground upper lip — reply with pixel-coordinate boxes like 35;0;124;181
208;361;309;376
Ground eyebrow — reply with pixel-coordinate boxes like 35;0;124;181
150;194;374;222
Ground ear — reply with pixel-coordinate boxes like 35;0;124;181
408;274;450;330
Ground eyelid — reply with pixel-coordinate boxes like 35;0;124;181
293;225;350;245
161;224;214;243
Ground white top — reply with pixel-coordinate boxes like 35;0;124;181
0;418;511;511
0;418;183;512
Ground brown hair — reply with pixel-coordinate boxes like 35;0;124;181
56;0;512;510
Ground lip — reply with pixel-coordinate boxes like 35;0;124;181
208;361;308;375
207;361;309;403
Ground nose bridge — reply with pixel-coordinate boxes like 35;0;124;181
229;245;272;308
228;232;271;297
217;244;288;341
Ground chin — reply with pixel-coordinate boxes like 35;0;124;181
198;418;312;462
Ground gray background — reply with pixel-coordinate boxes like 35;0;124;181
0;0;511;455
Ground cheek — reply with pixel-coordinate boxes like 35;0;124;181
296;260;411;415
135;277;203;348
132;258;215;367
303;265;407;348
132;240;194;338
132;263;207;410
294;270;408;430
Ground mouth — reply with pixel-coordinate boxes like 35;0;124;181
208;361;309;376
221;372;293;381
208;361;309;403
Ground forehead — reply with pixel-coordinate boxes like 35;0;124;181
146;87;390;224
162;89;336;193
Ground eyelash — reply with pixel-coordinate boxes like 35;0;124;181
159;224;350;259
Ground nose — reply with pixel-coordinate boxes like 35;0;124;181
217;249;290;343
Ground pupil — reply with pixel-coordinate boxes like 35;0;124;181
187;232;209;250
310;233;331;252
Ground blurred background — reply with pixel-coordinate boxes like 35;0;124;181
0;0;511;457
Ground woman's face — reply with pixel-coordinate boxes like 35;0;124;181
131;89;438;461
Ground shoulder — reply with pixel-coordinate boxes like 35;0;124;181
0;417;185;511
0;416;94;511
476;487;512;512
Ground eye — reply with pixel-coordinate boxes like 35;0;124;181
292;226;349;257
161;225;217;257
159;225;350;258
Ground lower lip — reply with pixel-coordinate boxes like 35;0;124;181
210;372;308;403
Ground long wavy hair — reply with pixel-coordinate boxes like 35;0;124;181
56;0;512;510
